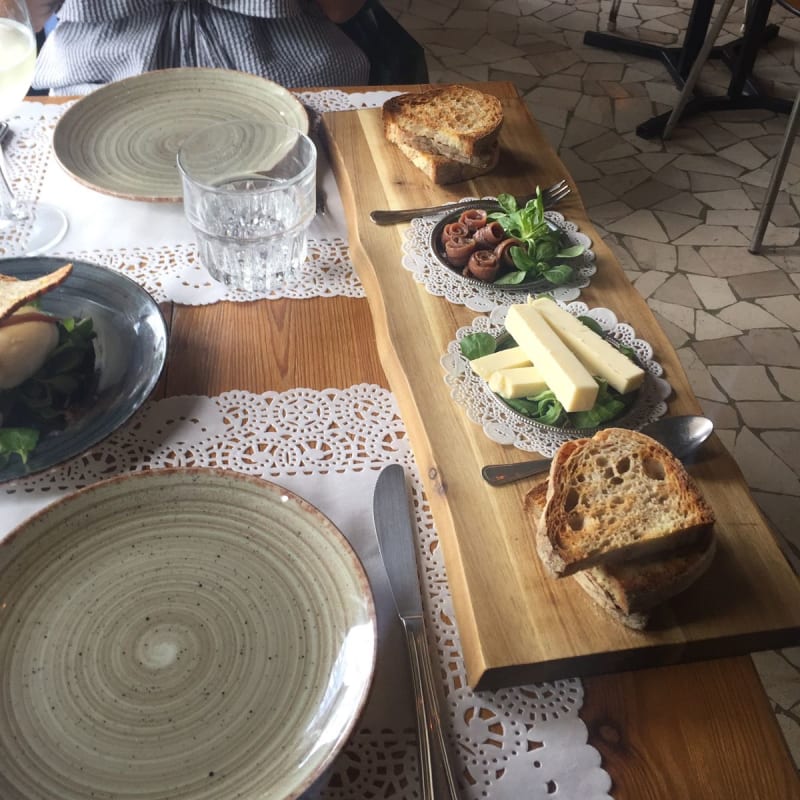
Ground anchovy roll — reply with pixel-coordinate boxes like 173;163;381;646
494;237;524;270
465;249;500;282
458;208;488;231
445;235;478;267
474;221;505;248
441;221;470;245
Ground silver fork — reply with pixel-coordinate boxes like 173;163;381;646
369;179;571;225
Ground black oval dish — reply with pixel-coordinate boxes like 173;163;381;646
430;203;568;293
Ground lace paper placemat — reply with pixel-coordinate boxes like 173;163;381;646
0;90;399;303
2;386;612;800
403;205;596;312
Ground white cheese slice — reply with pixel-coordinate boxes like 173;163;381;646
488;366;548;399
469;346;531;381
529;298;645;394
504;304;598;412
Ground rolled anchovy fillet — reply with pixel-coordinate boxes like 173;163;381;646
445;235;477;267
474;220;505;248
458;208;488;231
441;221;470;245
465;249;500;282
494;237;524;270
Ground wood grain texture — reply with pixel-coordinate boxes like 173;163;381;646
583;657;800;799
166;299;386;395
321;82;800;690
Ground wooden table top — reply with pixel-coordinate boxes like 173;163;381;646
31;89;800;799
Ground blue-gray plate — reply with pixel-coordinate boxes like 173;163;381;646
0;257;168;483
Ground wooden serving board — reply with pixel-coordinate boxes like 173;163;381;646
322;82;800;690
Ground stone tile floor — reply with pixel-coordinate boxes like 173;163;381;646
384;0;800;770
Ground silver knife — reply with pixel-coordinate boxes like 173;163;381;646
373;464;459;800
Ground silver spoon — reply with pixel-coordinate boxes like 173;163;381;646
482;415;714;486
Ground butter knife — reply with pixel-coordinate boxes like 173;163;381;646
373;465;459;800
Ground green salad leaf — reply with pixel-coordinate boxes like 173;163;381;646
0;428;40;468
489;188;586;286
0;316;96;467
459;332;497;360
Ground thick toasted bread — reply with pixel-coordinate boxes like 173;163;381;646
383;85;503;164
390;138;500;185
573;534;716;616
524;480;716;629
538;428;716;576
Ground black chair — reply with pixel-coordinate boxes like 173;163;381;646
662;0;800;253
340;0;429;85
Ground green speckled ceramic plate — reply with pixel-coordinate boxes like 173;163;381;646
0;469;376;800
53;68;308;202
0;256;167;484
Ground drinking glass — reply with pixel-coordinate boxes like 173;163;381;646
177;119;316;293
0;0;68;255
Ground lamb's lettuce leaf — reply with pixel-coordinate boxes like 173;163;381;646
0;428;39;468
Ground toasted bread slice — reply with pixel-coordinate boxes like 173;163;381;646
574;534;716;616
524;480;716;629
391;138;500;185
0;263;73;321
383;85;503;164
538;428;716;576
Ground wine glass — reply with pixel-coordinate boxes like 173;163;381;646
0;0;67;255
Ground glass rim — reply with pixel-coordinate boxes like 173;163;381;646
0;0;33;26
176;118;316;194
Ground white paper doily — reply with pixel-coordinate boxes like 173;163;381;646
403;202;596;312
2;386;612;800
441;303;671;456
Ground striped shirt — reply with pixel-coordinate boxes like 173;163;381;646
33;0;370;94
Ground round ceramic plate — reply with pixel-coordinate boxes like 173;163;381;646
53;68;309;202
0;469;377;800
0;257;167;484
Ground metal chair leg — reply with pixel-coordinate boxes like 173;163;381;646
608;0;623;31
662;0;738;139
749;88;800;253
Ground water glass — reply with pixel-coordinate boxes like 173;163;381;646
177;119;316;292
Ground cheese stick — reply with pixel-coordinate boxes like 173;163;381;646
488;366;548;399
469;345;531;381
529;298;645;394
504;304;598;412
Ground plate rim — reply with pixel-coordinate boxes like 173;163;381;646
0;466;378;799
52;67;309;203
0;256;168;484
